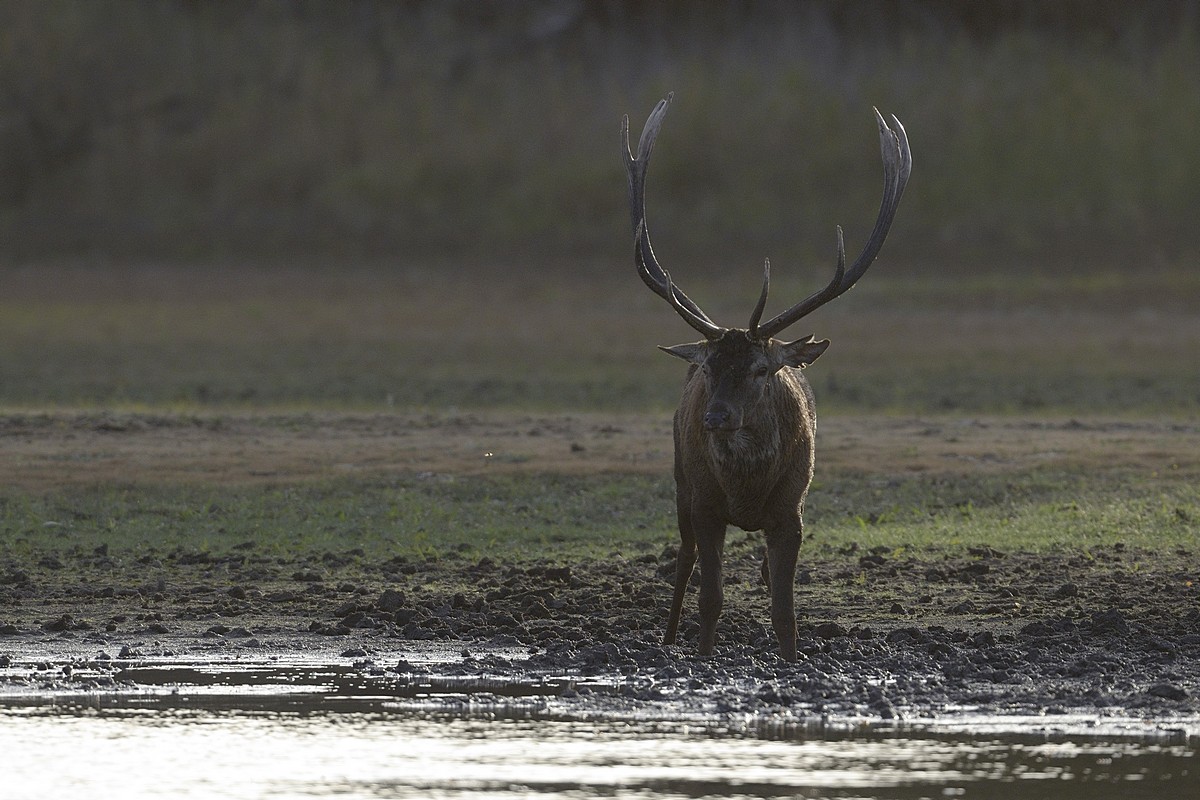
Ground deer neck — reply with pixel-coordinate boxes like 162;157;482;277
704;402;786;485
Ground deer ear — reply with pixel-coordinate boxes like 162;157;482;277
658;342;707;364
777;336;830;369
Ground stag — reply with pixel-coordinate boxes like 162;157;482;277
622;93;911;661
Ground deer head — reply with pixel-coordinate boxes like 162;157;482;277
659;326;829;432
621;93;911;431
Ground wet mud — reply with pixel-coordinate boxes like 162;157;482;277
2;541;1197;739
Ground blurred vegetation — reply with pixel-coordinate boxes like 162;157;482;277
1;263;1197;413
2;1;1200;269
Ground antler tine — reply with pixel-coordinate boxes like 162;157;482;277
756;109;911;340
758;227;846;336
623;93;717;327
636;221;724;339
747;258;771;335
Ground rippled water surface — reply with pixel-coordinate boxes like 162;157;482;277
3;700;1197;799
2;656;1197;799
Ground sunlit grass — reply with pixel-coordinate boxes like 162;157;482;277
3;461;1196;568
808;466;1200;554
0;474;675;564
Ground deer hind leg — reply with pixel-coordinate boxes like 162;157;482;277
764;521;802;662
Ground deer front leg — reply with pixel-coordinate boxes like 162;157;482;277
665;452;698;647
664;508;696;647
693;513;727;656
764;520;801;661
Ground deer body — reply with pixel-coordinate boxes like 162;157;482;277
669;359;817;659
622;94;911;661
675;361;815;532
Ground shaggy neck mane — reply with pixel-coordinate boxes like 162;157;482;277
704;377;794;483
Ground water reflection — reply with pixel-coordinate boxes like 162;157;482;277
2;703;1195;799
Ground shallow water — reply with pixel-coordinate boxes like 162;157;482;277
1;656;1197;799
3;701;1197;800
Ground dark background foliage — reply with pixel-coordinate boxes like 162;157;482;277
2;0;1199;270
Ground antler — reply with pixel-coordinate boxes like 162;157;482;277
623;93;723;339
747;258;771;337
755;109;911;340
633;221;724;338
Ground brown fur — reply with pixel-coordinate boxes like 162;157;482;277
662;331;825;661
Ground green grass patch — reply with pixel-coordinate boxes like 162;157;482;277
3;465;1196;567
808;466;1200;555
0;474;677;565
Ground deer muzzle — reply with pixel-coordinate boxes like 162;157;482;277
702;402;740;432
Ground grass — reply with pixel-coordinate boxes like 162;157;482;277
1;262;1197;415
4;459;1196;569
808;465;1200;555
1;258;1195;568
0;474;675;565
1;6;1197;608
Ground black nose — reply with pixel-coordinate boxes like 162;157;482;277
703;408;731;430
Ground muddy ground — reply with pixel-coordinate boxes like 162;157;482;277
1;412;1198;731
